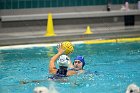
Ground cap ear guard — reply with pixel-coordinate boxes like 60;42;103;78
57;55;70;67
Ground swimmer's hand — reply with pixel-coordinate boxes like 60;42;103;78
57;43;65;55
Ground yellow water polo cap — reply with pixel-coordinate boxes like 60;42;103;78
61;41;74;55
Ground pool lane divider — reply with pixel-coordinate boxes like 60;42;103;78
84;37;140;44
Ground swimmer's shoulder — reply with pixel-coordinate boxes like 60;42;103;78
67;69;85;76
78;70;85;74
67;69;77;76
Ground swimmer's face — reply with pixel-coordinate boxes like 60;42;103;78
73;60;83;70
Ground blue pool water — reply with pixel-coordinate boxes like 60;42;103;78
0;42;140;93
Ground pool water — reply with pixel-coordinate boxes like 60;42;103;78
0;42;140;93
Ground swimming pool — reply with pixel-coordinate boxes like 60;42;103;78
0;42;140;93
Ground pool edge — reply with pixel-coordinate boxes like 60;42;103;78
0;37;140;50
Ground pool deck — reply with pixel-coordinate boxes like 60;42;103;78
0;25;140;46
0;9;140;46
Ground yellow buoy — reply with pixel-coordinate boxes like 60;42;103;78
45;13;56;36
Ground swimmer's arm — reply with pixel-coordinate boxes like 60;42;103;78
49;45;65;74
49;53;61;74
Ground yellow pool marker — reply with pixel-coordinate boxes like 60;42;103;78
84;26;93;34
84;39;116;44
45;13;56;37
117;37;140;43
84;37;140;44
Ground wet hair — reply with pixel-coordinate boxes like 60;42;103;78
56;66;68;77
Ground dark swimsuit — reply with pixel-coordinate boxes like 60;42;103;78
48;66;68;80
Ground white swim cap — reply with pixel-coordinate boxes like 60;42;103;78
34;86;49;93
57;55;70;67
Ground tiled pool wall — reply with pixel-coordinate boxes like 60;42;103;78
0;0;138;9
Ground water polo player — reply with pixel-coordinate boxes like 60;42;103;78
68;56;85;74
20;55;71;84
48;55;70;80
49;41;76;77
